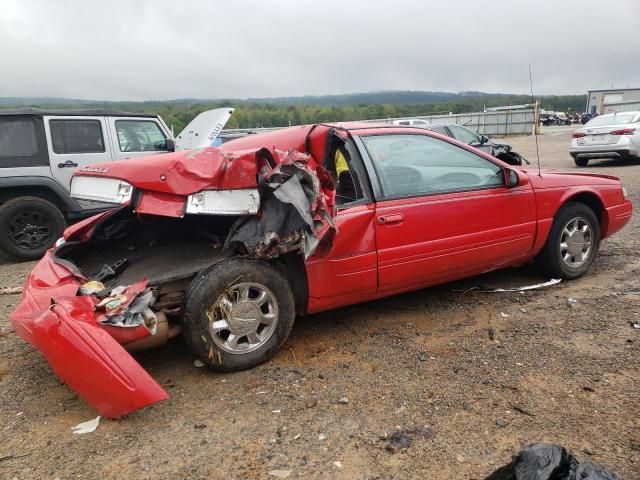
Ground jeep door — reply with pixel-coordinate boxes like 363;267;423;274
107;117;172;161
44;116;112;191
357;132;537;294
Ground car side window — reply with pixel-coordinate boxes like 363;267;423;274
327;140;365;206
361;134;504;198
115;120;167;152
50;119;105;154
0;119;38;157
448;125;481;144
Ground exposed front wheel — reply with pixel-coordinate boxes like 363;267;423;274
182;258;295;371
0;196;66;260
534;202;600;279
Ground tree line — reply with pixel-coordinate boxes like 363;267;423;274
1;93;587;133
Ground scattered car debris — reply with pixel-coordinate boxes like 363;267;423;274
267;469;292;479
0;286;22;295
338;397;349;404
387;427;436;451
71;416;101;435
454;278;561;293
567;298;578;307
333;461;343;469
485;443;619;480
193;359;205;367
501;312;509;318
0;452;31;463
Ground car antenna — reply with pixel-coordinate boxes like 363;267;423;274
529;64;542;177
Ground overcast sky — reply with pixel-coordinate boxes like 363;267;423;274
1;0;638;101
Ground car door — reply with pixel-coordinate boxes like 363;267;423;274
358;132;537;294
44;116;113;191
304;135;378;313
107;117;171;160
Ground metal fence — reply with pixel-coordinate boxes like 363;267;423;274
364;108;537;136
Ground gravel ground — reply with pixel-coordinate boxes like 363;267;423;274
0;126;638;479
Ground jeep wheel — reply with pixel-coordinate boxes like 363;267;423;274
0;196;66;260
534;201;600;279
182;258;295;372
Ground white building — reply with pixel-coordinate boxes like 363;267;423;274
586;88;640;114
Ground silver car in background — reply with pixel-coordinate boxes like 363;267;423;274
570;111;640;166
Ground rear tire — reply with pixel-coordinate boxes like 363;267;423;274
182;258;295;372
573;156;589;167
534;202;600;279
0;196;66;260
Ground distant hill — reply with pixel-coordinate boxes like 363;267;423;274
0;90;585;108
0;90;587;131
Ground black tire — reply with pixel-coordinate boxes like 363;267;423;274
573;156;589;167
182;258;295;372
0;196;66;260
534;201;600;279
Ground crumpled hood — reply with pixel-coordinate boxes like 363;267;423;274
75;147;266;195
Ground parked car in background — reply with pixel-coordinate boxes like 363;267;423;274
570;111;640;166
0;107;233;259
421;123;527;165
11;122;632;417
391;118;430;126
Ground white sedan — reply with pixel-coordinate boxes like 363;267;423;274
570;111;640;166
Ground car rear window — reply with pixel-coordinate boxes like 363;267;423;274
0;119;38;157
586;113;637;127
50;119;105;154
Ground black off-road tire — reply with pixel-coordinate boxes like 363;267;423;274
573;156;589;167
182;258;295;372
534;201;600;279
0;196;66;261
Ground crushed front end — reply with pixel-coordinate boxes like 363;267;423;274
10;145;336;418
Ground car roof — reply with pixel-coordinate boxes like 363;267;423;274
0;107;158;118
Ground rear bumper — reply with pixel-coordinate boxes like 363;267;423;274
570;137;639;158
10;251;168;418
603;199;633;238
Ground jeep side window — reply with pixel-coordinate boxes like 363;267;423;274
115;120;167;152
0;119;38;158
50;120;105;154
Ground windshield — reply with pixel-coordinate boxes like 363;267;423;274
586;113;638;127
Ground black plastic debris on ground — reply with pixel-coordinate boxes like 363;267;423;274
485;443;619;480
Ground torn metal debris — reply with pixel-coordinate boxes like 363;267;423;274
453;278;561;293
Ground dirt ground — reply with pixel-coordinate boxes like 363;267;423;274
0;126;638;479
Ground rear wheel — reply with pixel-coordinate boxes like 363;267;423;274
535;202;600;279
182;258;295;372
573;156;589;167
0;196;66;260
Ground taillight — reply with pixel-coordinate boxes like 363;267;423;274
572;132;586;138
610;128;636;135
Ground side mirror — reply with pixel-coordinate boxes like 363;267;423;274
165;138;176;152
506;168;519;187
480;135;489;144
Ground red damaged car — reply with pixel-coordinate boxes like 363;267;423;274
10;123;632;418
